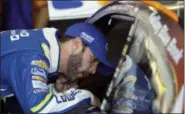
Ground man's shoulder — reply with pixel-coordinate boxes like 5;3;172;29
15;51;50;71
42;27;58;32
41;27;60;41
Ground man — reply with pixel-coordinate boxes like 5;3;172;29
0;22;115;113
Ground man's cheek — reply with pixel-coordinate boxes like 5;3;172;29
82;63;90;71
84;58;92;68
78;61;89;72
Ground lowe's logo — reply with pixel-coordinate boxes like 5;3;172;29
56;90;82;103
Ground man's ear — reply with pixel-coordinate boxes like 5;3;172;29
71;38;83;55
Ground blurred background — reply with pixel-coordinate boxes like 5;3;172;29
0;0;184;32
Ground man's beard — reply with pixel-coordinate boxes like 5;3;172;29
66;51;83;81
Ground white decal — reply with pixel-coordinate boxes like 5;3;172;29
20;30;29;37
33;88;49;93
105;4;138;13
158;25;171;46
32;80;48;89
149;12;183;64
149;11;162;33
80;32;94;43
10;30;29;41
10;35;20;41
10;30;20;41
0;89;7;91
55;90;82;103
31;68;47;78
167;38;183;64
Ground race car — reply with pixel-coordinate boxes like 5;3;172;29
86;1;184;113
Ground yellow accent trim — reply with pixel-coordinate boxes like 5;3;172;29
145;39;168;112
31;93;52;112
122;45;128;56
97;0;111;5
32;76;47;83
1;97;6;103
140;1;178;22
41;43;50;61
31;60;48;70
151;60;167;113
124;75;137;86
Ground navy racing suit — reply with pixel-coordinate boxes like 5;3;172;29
0;28;95;113
111;56;154;114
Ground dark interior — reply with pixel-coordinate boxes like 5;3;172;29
93;14;134;62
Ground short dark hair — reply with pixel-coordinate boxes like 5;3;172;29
59;35;75;43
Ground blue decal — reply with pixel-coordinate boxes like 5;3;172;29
52;1;83;9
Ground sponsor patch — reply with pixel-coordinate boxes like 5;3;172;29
55;90;82;103
31;60;48;70
105;4;138;13
31;68;47;78
80;32;94;43
33;88;49;93
32;76;47;83
32;80;48;90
